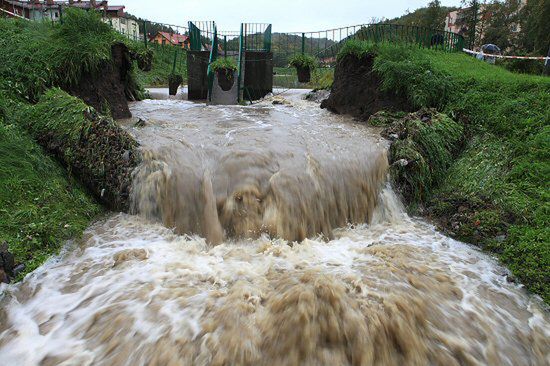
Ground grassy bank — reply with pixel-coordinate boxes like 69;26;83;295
0;10;145;280
339;41;549;302
0;94;102;279
135;44;187;87
0;9;145;103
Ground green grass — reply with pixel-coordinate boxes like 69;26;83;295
388;111;463;205
0;10;140;279
0;8;144;102
339;41;550;302
274;67;333;90
135;44;188;87
0;99;102;279
289;53;317;69
210;57;238;72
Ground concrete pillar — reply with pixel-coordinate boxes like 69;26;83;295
187;51;210;100
243;51;273;101
209;70;238;105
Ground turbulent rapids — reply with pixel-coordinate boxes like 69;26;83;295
0;91;548;365
128;92;388;243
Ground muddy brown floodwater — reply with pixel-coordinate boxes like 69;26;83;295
0;90;548;365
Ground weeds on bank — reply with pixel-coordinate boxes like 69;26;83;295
340;41;550;301
0;8;144;102
0;94;102;279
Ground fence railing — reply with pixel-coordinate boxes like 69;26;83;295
104;17;465;94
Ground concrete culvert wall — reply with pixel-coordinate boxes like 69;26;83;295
243;51;273;100
187;51;211;100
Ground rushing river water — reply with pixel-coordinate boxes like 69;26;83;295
0;91;548;365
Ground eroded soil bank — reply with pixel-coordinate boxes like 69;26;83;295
320;52;410;120
321;50;549;302
64;43;135;119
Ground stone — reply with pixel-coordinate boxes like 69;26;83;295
0;241;15;283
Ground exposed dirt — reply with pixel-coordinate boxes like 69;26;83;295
217;70;235;91
36;109;141;211
320;53;410;120
64;43;134;119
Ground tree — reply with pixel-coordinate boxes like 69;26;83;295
422;0;445;30
482;0;522;51
519;0;550;55
456;0;490;48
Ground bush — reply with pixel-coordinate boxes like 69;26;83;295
497;58;545;75
289;53;317;70
210;57;238;72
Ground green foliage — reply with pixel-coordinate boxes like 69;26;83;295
0;8;145;102
389;111;464;204
498;58;544;75
0;103;102;279
337;39;378;60
289;53;317;70
482;0;523;52
135;44;187;87
168;73;183;85
388;3;458;29
310;68;334;90
423;0;445;31
210;57;238;72
19;88;93;145
353;41;550;301
519;0;550;55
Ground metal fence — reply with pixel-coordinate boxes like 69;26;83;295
117;17;465;97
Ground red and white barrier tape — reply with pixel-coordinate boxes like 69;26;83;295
463;49;550;61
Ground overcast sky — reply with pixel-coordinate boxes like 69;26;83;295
114;0;463;32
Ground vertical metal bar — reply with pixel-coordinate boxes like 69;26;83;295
237;23;244;102
172;47;178;74
224;35;227;57
301;33;305;54
143;21;148;48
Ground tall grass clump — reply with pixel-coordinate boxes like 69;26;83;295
0;8;145;102
0;93;102;279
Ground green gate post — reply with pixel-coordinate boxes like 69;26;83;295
143;21;148;48
172;47;178;74
237;23;244;102
301;33;305;54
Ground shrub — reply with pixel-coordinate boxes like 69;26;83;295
210;57;238;72
289;53;317;70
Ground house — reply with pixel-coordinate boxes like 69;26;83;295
0;1;141;40
1;0;63;21
150;31;190;49
444;4;492;37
